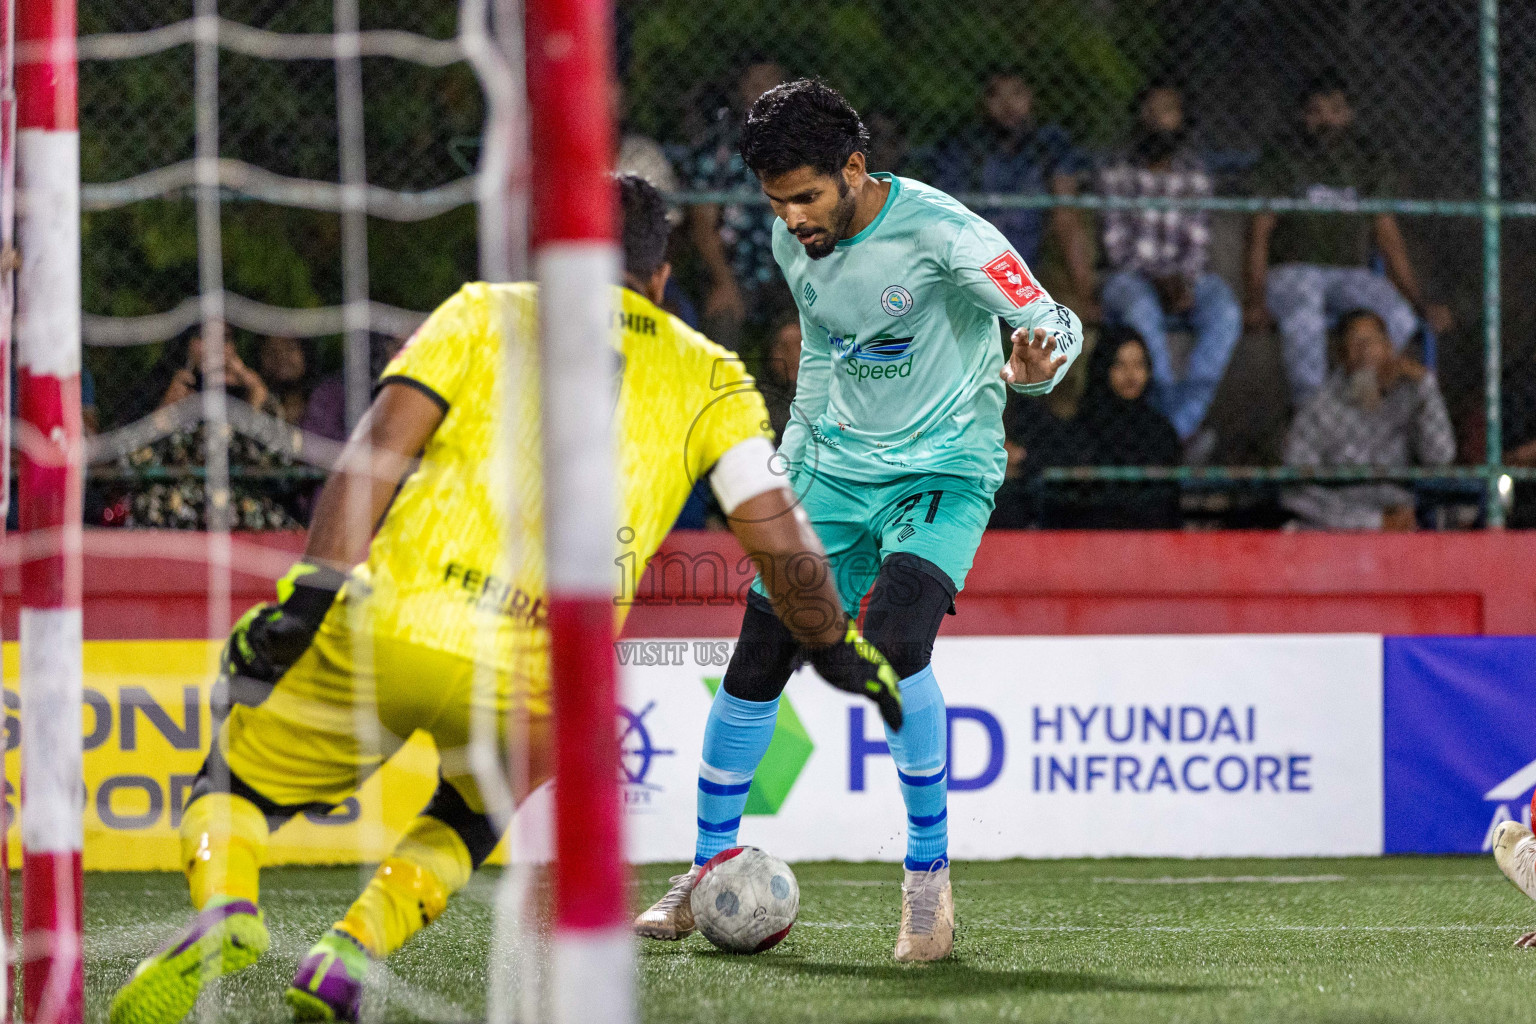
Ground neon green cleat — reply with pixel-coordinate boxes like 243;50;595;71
284;929;370;1022
109;896;270;1024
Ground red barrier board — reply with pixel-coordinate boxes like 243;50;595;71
4;528;1533;640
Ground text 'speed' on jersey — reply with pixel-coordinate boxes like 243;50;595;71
356;282;771;672
773;173;1082;492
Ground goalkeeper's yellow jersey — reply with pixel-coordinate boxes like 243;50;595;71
351;281;770;675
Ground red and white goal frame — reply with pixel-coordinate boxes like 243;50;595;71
526;0;635;1020
14;0;84;1022
2;0;634;1018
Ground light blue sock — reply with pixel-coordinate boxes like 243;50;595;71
884;665;948;870
694;689;780;866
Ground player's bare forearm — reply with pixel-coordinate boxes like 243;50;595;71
303;381;444;571
729;488;845;647
1372;215;1422;307
1244;214;1276;308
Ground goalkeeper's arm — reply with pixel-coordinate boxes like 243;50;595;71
224;381;444;683
712;438;904;730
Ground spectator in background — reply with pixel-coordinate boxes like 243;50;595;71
1247;73;1454;407
302;331;406;443
865;108;910;175
613;80;699;328
258;335;309;425
1496;346;1536;528
140;322;271;419
1097;82;1240;449
925;71;1097;318
758;306;802;441
1069;328;1183;528
1283;309;1454;530
682;59;786;351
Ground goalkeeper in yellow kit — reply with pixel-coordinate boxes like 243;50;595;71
109;175;901;1024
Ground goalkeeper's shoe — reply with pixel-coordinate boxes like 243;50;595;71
633;865;701;941
109;896;269;1024
894;860;954;963
286;929;370;1022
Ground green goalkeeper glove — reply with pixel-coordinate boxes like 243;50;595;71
222;562;348;685
807;621;904;732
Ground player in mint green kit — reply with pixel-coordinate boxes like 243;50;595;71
635;80;1081;961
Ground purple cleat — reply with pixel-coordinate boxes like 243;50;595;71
285;929;370;1022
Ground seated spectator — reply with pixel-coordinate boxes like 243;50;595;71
923;70;1096;317
1247;73;1454;407
1282;309;1455;530
759;308;801;442
1497;345;1536;528
113;326;307;531
681;59;787;351
302;331;407;443
991;330;1180;530
258;335;310;425
988;393;1079;529
1070;328;1183;529
138;322;272;420
1097;82;1240;445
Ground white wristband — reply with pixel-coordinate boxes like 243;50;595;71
709;436;788;515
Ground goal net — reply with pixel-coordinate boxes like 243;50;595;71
9;0;631;1019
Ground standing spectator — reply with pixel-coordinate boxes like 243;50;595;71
1247;74;1455;406
1282;309;1455;530
1070;328;1183;529
681;59;786;351
1097;83;1240;444
925;71;1097;318
258;335;309;425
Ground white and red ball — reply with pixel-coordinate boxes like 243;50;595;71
690;846;799;954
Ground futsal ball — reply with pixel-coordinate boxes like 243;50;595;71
690;846;799;954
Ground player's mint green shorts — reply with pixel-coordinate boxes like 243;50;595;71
751;470;995;617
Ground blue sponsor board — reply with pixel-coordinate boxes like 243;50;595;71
1383;637;1536;853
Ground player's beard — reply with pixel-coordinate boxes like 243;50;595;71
804;179;857;260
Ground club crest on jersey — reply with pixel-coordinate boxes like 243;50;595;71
982;251;1043;308
880;285;914;317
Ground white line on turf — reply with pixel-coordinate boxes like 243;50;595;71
1092;875;1349;884
780;874;1505;888
794;922;1524;933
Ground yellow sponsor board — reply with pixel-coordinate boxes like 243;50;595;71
2;640;507;871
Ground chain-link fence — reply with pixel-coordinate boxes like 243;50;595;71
70;0;1536;529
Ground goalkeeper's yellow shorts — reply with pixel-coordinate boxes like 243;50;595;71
219;595;547;815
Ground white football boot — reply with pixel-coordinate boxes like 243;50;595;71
1492;821;1536;948
894;860;954;962
633;866;701;940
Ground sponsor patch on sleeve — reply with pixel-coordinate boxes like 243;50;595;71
982;251;1044;308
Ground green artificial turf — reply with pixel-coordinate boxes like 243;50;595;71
82;857;1536;1023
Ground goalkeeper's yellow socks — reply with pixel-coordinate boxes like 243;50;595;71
180;791;270;909
336;815;472;957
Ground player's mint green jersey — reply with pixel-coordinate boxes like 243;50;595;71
775;173;1082;490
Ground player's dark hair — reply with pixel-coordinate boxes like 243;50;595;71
1300;69;1349;104
740;78;870;180
616;173;669;280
